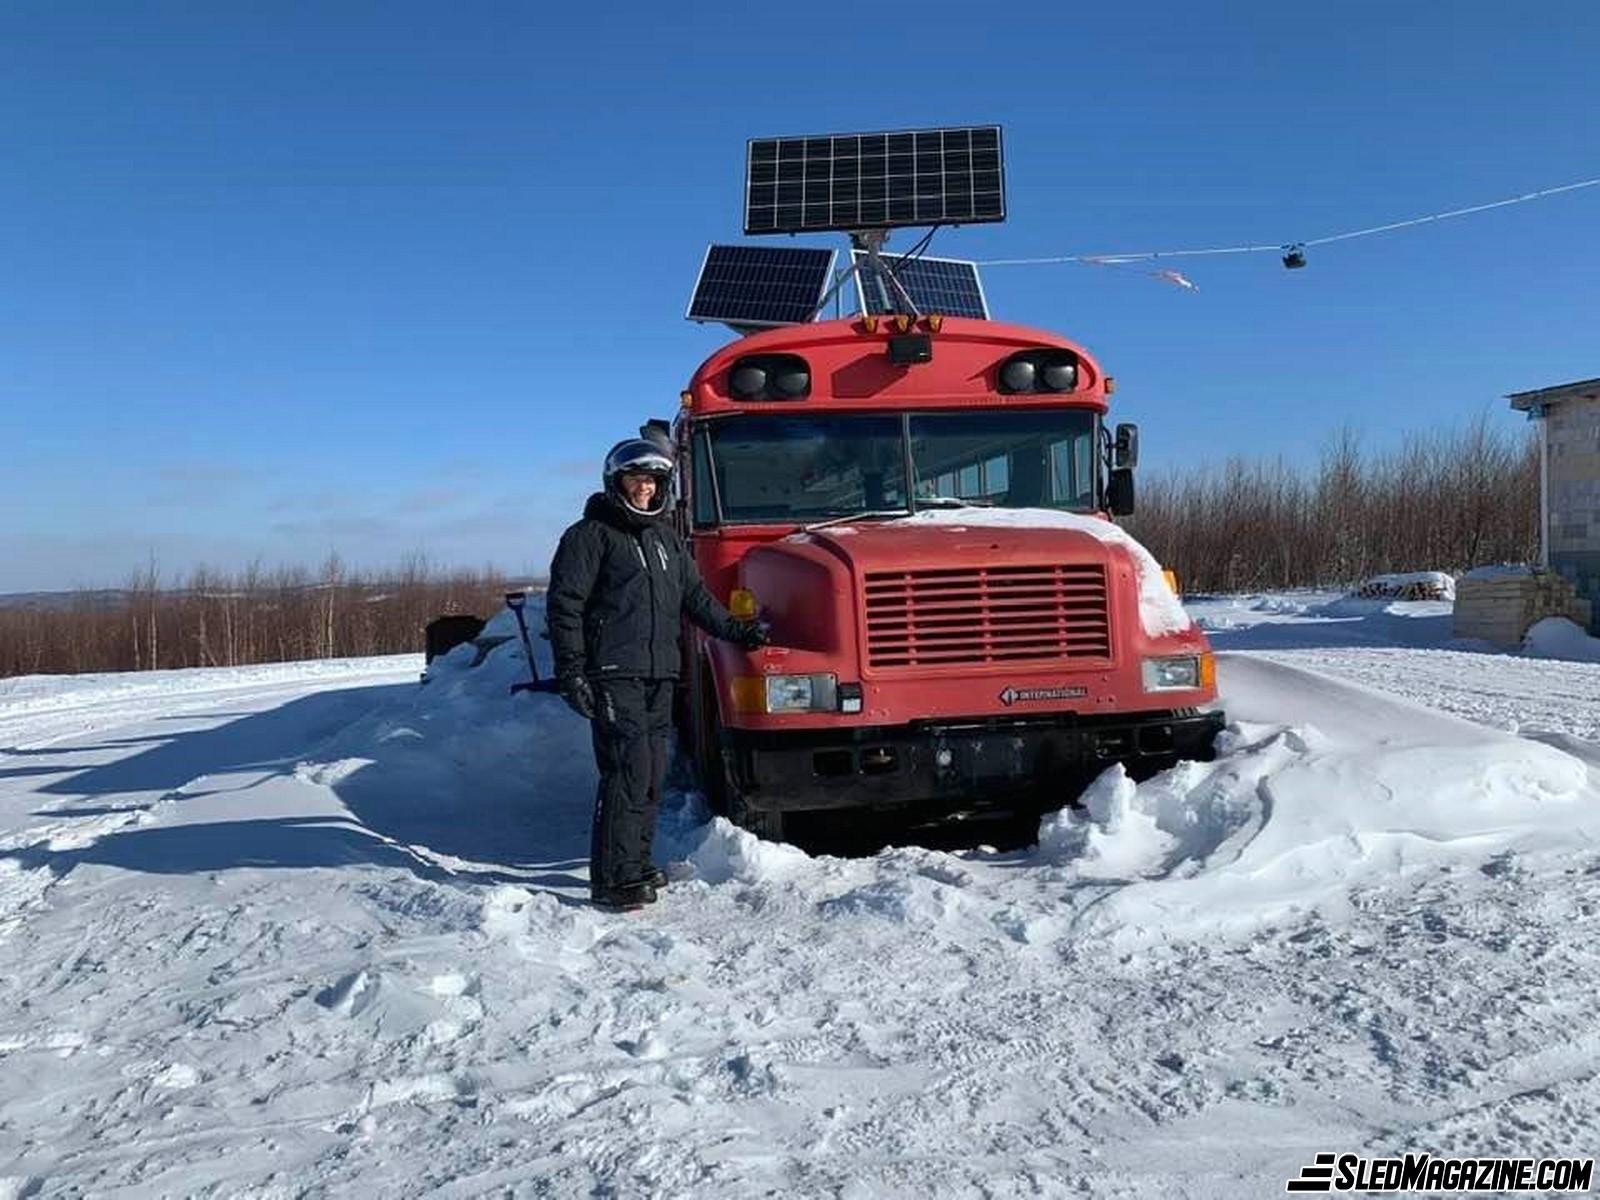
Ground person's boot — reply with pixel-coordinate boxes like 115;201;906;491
591;879;656;910
643;866;668;890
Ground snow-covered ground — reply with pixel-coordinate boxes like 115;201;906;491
2;596;1599;1196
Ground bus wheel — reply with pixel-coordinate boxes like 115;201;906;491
700;695;785;841
696;679;734;818
731;793;785;843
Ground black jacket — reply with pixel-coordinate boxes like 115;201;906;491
547;492;741;682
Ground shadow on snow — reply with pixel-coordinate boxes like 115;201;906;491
1;683;593;899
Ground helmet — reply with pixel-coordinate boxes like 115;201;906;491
603;438;674;517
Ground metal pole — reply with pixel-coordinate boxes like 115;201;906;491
1536;406;1550;570
809;229;922;320
857;229;920;317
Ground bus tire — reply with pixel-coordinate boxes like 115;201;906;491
699;683;785;841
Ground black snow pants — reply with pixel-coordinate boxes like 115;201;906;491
589;678;673;896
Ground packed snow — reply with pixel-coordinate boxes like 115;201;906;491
2;592;1599;1195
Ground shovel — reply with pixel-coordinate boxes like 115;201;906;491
504;591;557;695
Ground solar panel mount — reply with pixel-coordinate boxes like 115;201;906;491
685;244;838;331
745;125;1005;236
852;251;989;320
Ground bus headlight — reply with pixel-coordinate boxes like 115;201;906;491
764;673;838;712
1142;655;1203;691
732;673;839;713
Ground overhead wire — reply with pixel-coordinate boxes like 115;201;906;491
975;174;1600;269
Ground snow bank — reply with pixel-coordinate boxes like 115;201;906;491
410;599;821;890
1039;654;1597;944
1526;616;1600;664
902;507;1192;635
684;816;811;884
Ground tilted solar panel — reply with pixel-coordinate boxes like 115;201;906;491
685;244;837;328
853;251;989;319
745;126;1005;236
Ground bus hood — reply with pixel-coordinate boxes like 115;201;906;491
761;508;1194;639
790;518;1120;573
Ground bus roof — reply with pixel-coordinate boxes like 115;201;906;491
684;316;1109;418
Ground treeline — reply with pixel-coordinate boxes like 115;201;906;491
1125;416;1540;594
2;419;1541;676
0;557;531;678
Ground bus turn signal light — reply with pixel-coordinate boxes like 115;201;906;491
729;676;767;714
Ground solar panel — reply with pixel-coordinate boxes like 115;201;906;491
745;126;1005;236
852;251;989;319
685;244;838;328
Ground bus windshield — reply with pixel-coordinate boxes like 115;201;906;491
697;410;1099;524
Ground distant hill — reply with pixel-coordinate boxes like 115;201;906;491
0;589;130;612
0;582;546;613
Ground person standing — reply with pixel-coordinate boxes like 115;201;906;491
546;438;768;910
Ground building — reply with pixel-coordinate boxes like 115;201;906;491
1509;377;1600;630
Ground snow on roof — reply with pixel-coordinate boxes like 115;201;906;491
901;507;1193;636
1507;376;1600;410
1461;563;1535;581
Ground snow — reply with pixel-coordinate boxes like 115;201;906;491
903;507;1193;636
1525;615;1600;664
3;592;1600;1193
1461;563;1535;581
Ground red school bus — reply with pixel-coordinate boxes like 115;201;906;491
665;313;1223;839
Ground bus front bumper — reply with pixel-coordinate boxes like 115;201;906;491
722;708;1225;815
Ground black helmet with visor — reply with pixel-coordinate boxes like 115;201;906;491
603;438;674;517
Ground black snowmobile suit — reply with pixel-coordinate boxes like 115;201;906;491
547;493;742;683
546;491;744;896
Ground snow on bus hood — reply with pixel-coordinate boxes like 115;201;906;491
797;507;1191;638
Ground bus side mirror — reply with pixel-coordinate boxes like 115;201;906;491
639;418;674;455
1107;468;1135;516
1114;423;1139;470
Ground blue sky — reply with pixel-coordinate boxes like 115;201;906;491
2;1;1596;591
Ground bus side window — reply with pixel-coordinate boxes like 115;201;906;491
984;455;1009;496
1049;440;1072;505
1073;436;1095;506
691;430;718;527
1047;436;1095;507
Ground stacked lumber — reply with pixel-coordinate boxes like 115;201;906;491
1454;569;1592;647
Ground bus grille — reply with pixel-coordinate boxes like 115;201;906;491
863;564;1111;669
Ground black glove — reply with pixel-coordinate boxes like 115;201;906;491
558;673;595;719
730;619;771;650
